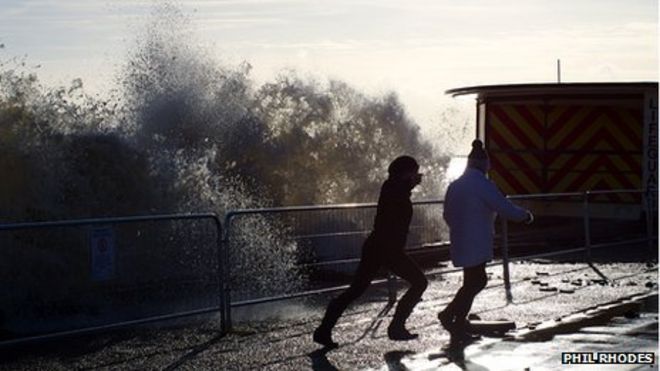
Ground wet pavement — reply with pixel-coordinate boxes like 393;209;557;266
1;257;657;370
373;295;658;370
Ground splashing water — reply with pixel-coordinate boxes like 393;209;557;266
0;1;462;334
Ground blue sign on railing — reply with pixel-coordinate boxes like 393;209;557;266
90;227;116;281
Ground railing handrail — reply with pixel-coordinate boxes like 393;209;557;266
508;192;583;200
224;199;444;218
0;212;221;231
224;188;647;219
509;189;645;200
0;188;645;231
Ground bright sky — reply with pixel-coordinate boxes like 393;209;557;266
0;0;657;131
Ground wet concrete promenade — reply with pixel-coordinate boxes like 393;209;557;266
1;258;657;370
372;296;658;370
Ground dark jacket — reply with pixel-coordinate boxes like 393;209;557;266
371;178;413;253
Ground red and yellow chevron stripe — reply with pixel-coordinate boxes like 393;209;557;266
488;103;545;195
486;102;643;203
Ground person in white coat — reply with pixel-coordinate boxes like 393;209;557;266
439;139;533;350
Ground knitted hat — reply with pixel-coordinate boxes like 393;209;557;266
388;155;419;177
467;139;489;170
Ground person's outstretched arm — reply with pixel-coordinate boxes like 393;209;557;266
481;180;533;223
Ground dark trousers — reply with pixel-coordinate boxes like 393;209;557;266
318;236;428;332
443;263;488;332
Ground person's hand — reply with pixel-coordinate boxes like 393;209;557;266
404;171;423;189
524;210;534;225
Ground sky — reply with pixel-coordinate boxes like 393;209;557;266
0;0;657;136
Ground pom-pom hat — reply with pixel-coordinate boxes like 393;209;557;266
467;139;490;171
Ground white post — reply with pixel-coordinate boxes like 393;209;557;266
557;59;561;83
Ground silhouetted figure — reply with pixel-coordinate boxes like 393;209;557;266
439;140;533;350
313;156;428;348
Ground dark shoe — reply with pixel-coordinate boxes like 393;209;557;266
445;343;465;361
313;327;338;349
457;332;482;345
387;326;419;341
448;336;464;349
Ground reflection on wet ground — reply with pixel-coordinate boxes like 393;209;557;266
384;295;657;370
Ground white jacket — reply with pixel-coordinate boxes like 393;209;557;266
443;168;528;268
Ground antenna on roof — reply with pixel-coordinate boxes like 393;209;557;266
557;59;561;83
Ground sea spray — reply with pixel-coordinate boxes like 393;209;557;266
0;0;452;337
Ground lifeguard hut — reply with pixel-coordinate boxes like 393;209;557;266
446;82;658;220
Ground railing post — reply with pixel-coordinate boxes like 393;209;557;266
387;273;397;305
214;216;227;334
583;191;592;263
223;213;233;333
500;218;513;303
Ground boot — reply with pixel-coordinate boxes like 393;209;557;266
445;338;465;360
387;323;418;341
313;326;338;348
440;309;475;344
457;332;481;345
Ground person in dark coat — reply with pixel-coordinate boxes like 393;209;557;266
313;156;429;348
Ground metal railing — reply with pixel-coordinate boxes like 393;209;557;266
222;200;446;328
223;189;656;330
498;189;655;302
0;189;654;343
0;213;225;347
